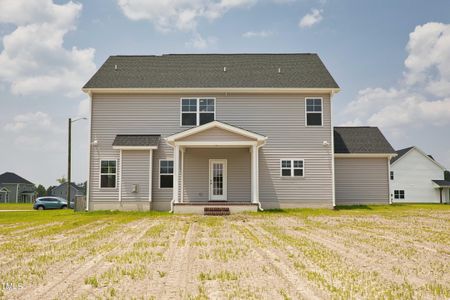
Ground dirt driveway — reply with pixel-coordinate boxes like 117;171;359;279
0;205;449;299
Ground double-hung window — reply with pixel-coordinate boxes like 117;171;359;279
160;160;174;188
100;160;116;188
181;98;215;126
306;98;323;126
390;171;394;180
394;190;405;199
281;159;304;177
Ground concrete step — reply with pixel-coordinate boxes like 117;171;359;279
204;207;231;216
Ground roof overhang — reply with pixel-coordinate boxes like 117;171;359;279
432;180;450;188
166;121;267;147
112;146;158;150
334;153;397;158
83;87;341;95
391;146;446;170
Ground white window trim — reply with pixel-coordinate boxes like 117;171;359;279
99;159;118;189
305;97;323;127
159;159;174;189
180;97;216;127
280;159;305;178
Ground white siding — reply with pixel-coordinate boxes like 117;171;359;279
335;157;389;205
391;148;445;203
89;93;334;211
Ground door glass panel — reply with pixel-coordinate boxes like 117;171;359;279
213;163;223;196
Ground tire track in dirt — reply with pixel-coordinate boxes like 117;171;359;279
17;219;153;300
156;221;195;299
233;220;324;300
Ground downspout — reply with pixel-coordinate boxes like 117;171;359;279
256;143;265;211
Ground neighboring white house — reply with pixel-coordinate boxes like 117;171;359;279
390;146;450;203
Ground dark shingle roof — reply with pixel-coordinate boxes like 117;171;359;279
432;180;450;187
334;127;395;154
390;147;414;164
113;135;161;147
0;172;33;184
83;54;339;89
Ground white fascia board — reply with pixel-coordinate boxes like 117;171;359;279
174;141;258;147
112;146;158;150
83;87;341;95
166;121;266;143
334;153;397;158
391;146;446;170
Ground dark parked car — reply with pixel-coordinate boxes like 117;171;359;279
33;197;72;210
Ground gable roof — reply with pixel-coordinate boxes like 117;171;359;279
0;172;33;185
391;146;446;170
83;54;339;90
390;147;414;164
166;121;267;146
112;135;160;148
333;127;396;154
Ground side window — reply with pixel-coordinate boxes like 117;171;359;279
100;160;117;188
306;98;323;126
181;98;215;126
160;160;174;188
394;190;405;199
281;159;304;177
390;171;394;180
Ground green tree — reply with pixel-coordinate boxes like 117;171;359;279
46;186;54;196
35;185;46;197
57;176;67;184
445;170;450;181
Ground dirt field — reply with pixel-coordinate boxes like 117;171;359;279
0;205;449;299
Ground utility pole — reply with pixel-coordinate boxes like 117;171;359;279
67;117;87;210
67;118;72;208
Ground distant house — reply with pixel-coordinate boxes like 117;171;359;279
51;182;85;202
0;172;36;203
390;146;450;203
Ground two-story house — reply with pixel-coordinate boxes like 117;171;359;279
83;54;396;213
0;172;36;203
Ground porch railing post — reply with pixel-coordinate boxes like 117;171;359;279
251;144;257;204
173;145;180;203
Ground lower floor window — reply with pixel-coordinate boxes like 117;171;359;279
281;159;304;177
394;190;405;199
100;160;117;188
160;160;174;188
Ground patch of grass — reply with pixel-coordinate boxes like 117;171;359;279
84;276;99;288
0;203;33;210
198;270;238;282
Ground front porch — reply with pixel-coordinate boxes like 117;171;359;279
166;121;267;214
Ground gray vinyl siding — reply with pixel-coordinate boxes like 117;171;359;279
335;157;389;205
89;93;333;210
121;150;150;201
183;148;250;202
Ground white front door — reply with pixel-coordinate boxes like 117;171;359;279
209;159;227;201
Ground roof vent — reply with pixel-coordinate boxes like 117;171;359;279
223;67;227;72
278;67;281;74
114;64;118;71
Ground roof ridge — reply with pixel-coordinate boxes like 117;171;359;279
111;53;318;57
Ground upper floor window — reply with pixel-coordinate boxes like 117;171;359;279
281;159;304;177
306;98;323;126
181;98;215;126
100;160;116;188
390;171;394;180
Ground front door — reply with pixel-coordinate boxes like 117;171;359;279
209;159;227;201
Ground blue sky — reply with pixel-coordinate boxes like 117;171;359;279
1;0;450;186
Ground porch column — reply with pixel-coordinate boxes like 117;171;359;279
251;144;258;204
180;147;185;203
173;145;180;203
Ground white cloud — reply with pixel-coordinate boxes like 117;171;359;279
299;8;323;28
185;33;218;49
0;0;96;97
242;30;274;38
3;111;63;134
117;0;256;32
78;98;90;117
342;22;450;135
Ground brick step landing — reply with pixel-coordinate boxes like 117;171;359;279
204;207;231;216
